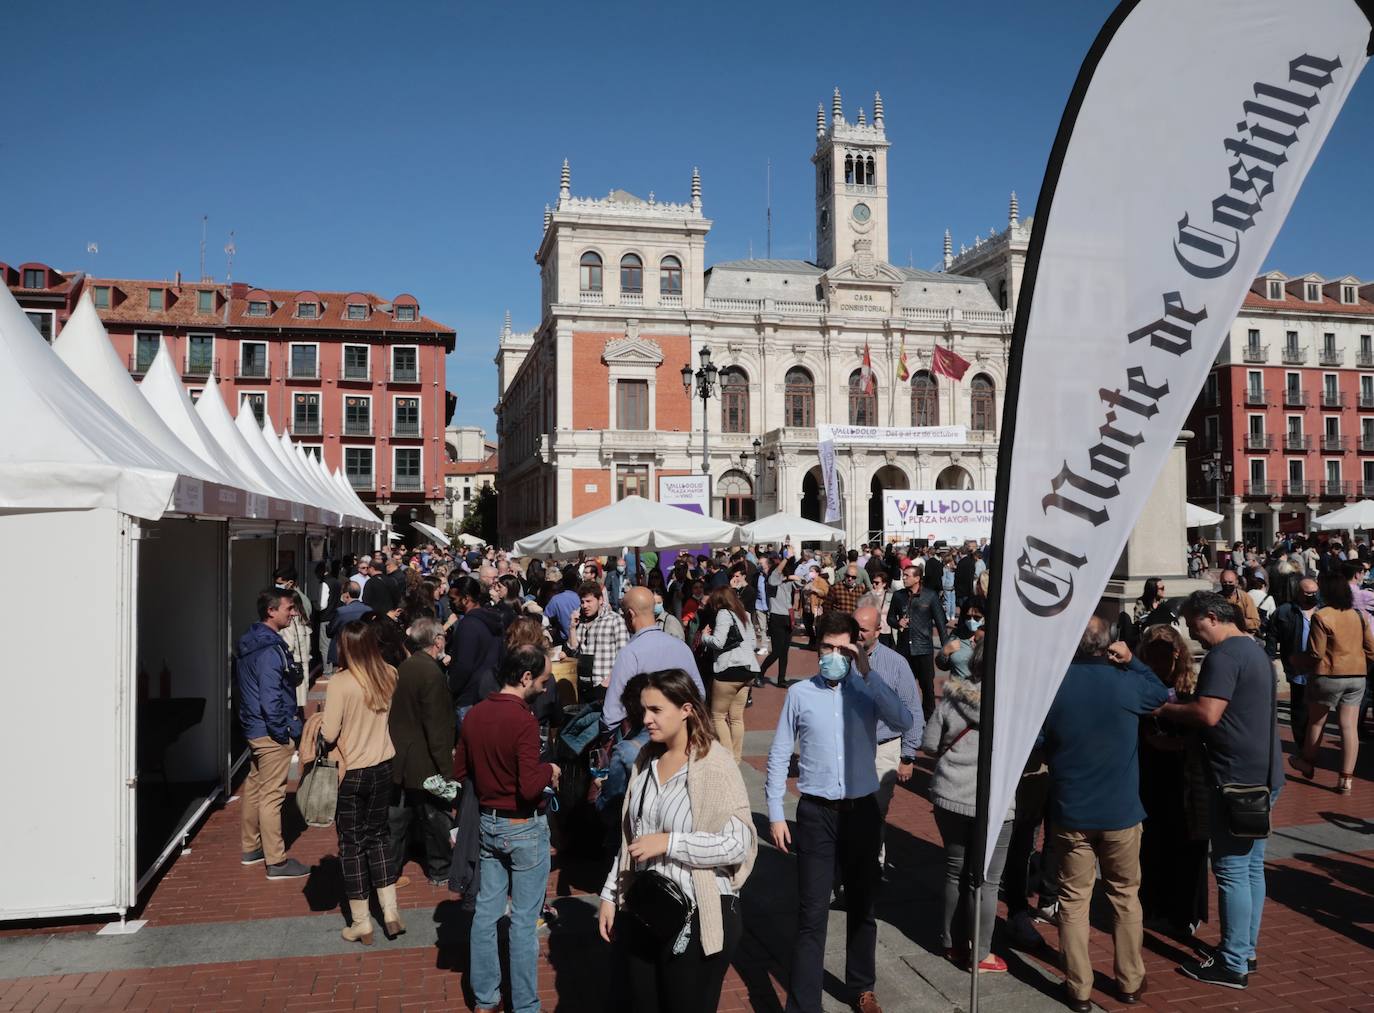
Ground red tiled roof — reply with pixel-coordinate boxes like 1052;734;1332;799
224;286;452;334
1242;289;1374;316
445;451;499;477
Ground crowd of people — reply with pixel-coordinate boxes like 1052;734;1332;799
227;528;1350;1013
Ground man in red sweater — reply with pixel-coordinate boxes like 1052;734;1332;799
454;643;559;1013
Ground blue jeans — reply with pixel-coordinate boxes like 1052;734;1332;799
470;812;550;1013
1208;788;1279;975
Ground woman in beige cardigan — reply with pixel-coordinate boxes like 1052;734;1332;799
598;668;757;1013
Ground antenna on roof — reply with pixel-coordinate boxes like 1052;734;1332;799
748;238;753;260
766;158;772;260
224;231;237;283
200;215;208;282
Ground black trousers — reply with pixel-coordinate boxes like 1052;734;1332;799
616;897;743;1013
760;614;793;683
337;760;396;900
787;794;880;1013
906;652;936;722
1289;680;1310;748
388;784;455;881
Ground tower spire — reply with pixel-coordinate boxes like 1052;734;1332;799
503;310;512;338
832;86;843;123
691;166;702;211
559;158;570;204
816;102;825;138
943;228;953;269
873;91;884;128
1009;190;1019;227
543;204;551;230
856;106;866;126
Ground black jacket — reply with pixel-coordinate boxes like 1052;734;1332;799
362;574;398;614
888;585;949;657
448;606;506;708
924;555;944;589
954;555;977;597
389;652;456;788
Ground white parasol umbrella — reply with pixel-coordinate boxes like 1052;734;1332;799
456;532;486;547
739;510;847;546
1312;499;1374;530
411;520;452;547
1185;502;1225;527
513;495;738;558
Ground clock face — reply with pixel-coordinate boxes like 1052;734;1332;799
852;203;871;223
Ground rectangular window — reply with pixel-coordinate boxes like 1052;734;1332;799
1325;416;1340;438
1285;372;1300;394
1287;416;1303;438
1246;329;1260;349
1249;459;1265;483
292;393;320;435
240;392;266;425
1343;284;1357;304
93;285;110;309
134;331;160;372
240;341;268;378
343;344;370;380
394;448;422;491
391;346;418;382
1247;415;1264;437
344;395;372;436
347;303;367;320
616;464;649;500
289;344;318;379
186;333;214;374
24;311;54;343
395;305;416;321
394;397;420;437
1203;415;1220;450
22;268;44;289
1324;373;1339;398
1267;279;1283;300
197;290;214;313
1204;373;1219;404
296;302;318;319
345;448;373;489
247;300;269;316
1306;282;1320;302
1285;331;1299;353
1364;418;1374;444
1364;376;1374;403
1324;333;1336;353
616;379;649;430
1247;370;1262;393
1288;459;1304;482
1365;461;1374;495
1363;335;1373;357
147;288;164;311
1326;460;1341;483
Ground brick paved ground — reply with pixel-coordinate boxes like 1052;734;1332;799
2;637;1372;1012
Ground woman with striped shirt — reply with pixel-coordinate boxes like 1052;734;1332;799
599;669;757;1013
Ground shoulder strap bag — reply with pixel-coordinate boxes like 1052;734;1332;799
620;770;695;949
1216;667;1276;839
295;730;339;828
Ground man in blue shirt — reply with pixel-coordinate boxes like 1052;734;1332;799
1040;616;1167;1011
766;610;913;1013
601;587;701;728
544;565;581;647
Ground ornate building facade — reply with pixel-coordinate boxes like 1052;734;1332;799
496;89;1023;545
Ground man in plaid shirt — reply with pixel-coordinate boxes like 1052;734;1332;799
825;563;866;617
565;580;628;703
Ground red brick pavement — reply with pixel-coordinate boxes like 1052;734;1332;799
3;640;1373;1012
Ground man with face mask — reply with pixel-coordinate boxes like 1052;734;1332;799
1266;577;1319;745
1218;569;1261;635
766;611;913;1013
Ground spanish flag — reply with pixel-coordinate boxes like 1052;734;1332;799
897;337;909;381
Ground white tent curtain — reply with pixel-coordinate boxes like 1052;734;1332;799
513;495;739;557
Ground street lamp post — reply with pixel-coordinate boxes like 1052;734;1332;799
1199;451;1233;543
681;346;719;476
737;436;764;521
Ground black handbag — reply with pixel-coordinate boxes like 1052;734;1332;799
1216;666;1276;839
620;774;694;946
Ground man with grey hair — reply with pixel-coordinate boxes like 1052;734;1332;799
351;555;373;595
1039;616;1168;1011
387;616;455;884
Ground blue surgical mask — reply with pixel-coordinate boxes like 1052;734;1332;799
818;652;850;683
617;562;626;572
653;602;664;617
966;618;983;632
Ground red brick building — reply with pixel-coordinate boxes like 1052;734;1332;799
3;260;456;530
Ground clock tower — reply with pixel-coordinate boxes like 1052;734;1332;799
814;87;890;271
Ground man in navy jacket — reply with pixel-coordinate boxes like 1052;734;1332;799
236;588;309;879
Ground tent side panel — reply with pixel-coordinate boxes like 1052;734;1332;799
0;509;130;919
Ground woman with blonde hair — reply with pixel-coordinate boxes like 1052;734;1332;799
323;620;403;945
599;669;756;1012
1136;623;1209;938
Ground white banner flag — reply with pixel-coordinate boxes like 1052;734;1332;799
817;425;841;523
981;0;1370;873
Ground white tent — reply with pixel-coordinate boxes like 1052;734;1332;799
1313;500;1374;530
1185;502;1225;527
513;495;739;557
195;374;301;513
330;466;382;528
236;410;314;519
740;510;847;546
457;532;486;548
411;520;452;547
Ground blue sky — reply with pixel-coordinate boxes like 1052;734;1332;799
4;1;1371;433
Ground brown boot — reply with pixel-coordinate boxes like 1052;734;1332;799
341;899;374;945
377;884;406;939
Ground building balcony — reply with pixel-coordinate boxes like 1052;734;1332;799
182;355;219;378
1283;389;1310;407
287;364;320;381
291;419;321;437
237;361;269;380
339;365;371;383
1281;345;1309;364
392;420;421;438
1361;393;1374;409
388;365;420;384
1244;387;1271;406
1244;433;1275;451
1203;388;1220;407
661;292;683;308
1241;344;1268;363
620;291;644;307
392;474;423;492
126;355;156;378
347;472;374;490
1322;480;1352;498
1320;349;1344;366
1321;435;1350;453
1284;434;1312;452
1244;481;1276;497
1360;435;1374;452
343;419;373;437
579;289;604;305
1284;480;1314;497
1322;390;1349;409
1364;480;1374;497
1359;351;1374;368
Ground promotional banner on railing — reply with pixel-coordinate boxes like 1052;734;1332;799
883;490;994;544
979;0;1371;875
817;424;970;523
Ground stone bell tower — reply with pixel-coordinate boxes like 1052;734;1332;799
814;86;891;270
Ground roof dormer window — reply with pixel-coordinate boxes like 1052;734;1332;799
197;290;214;313
347;303;368;321
247;300;269;317
147;288;164;311
22;268;44;289
1267;279;1283;300
1342;284;1357;305
296;301;318;319
93;285;111;309
395;306;416;321
1305;281;1320;302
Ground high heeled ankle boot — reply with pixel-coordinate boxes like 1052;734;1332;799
341;899;374;945
377;884;406;939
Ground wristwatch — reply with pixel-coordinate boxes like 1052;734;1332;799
901;756;916;765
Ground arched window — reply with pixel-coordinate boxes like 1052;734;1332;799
720;367;749;433
911;370;938;427
971;374;996;431
619;253;643;293
848;368;877;426
579;252;602;292
784;367;815;427
660;255;683;295
866;155;876;186
717;470;755;523
844;154;854;184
